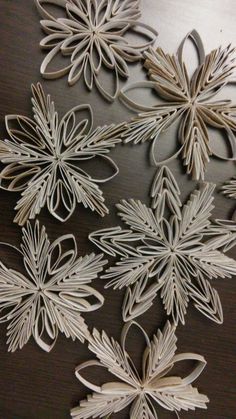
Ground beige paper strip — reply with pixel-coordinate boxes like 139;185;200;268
120;29;236;179
35;0;158;101
0;220;106;352
0;83;124;225
90;166;236;325
222;176;236;220
71;321;209;418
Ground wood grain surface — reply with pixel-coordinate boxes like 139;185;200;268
0;0;236;418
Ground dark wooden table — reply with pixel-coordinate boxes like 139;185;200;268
0;1;235;418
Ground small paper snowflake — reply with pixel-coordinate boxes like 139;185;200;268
0;83;123;225
35;0;157;101
90;166;236;325
71;321;209;418
121;29;236;179
0;220;106;352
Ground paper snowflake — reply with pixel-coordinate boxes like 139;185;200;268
35;0;157;101
0;220;106;352
0;83;123;225
120;29;236;179
90;165;236;325
71;321;209;418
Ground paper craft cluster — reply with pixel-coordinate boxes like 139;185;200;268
1;0;236;417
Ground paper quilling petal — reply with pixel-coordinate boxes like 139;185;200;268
0;83;124;225
89;165;236;325
0;220;106;352
121;29;236;179
35;0;158;101
71;321;208;418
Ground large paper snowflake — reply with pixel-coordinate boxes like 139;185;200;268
35;0;157;101
71;321;208;418
121;29;236;179
0;83;123;225
0;220;106;352
90;166;236;325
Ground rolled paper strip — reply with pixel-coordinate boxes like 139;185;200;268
89;165;236;325
0;220;106;352
121;30;236;179
71;321;209;418
35;0;158;101
0;83;124;225
221;172;236;220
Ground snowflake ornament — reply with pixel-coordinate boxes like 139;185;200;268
0;83;123;225
71;321;209;418
121;29;236;179
90;166;236;325
0;220;106;352
35;0;157;101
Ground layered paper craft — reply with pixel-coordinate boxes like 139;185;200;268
0;83;123;225
0;220;106;352
71;321;209;418
120;29;236;179
90;166;236;325
35;0;158;101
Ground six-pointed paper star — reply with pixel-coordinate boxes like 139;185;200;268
90;166;236;325
71;321;209;418
35;0;157;101
0;83;123;225
120;30;236;180
0;220;106;352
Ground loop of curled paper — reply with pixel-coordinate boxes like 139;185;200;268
71;321;208;418
120;29;236;179
0;83;124;225
35;0;158;101
0;220;106;352
89;165;236;325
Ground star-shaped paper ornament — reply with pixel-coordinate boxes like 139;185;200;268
0;220;106;352
71;321;209;418
0;83;123;224
35;0;157;101
90;166;236;324
121;30;236;179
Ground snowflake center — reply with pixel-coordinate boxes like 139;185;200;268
53;153;63;163
139;384;146;395
89;25;99;37
188;96;198;107
37;287;45;295
168;244;178;254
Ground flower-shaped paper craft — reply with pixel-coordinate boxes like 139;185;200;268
89;166;236;325
35;0;158;101
120;29;236;179
0;220;106;352
71;321;209;418
0;83;123;225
